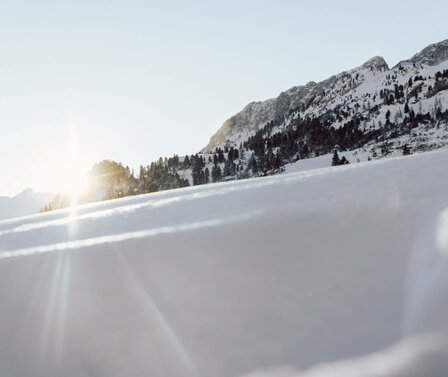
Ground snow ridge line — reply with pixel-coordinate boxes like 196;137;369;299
0;211;263;260
0;159;379;238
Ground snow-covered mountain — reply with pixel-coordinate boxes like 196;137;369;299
202;39;448;154
39;39;448;213
1;149;448;376
0;188;54;221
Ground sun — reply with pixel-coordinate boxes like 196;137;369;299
62;164;89;206
48;124;92;206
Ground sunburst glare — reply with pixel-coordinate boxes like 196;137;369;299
60;126;90;207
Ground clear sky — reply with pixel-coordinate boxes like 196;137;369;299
0;0;446;196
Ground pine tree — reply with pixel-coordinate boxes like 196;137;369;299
218;149;225;163
211;164;222;182
191;155;205;185
402;144;411;156
332;150;340;166
223;159;231;176
404;102;410;114
302;144;309;158
183;155;190;168
385;109;391;124
248;153;258;174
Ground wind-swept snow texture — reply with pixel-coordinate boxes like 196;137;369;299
1;149;448;377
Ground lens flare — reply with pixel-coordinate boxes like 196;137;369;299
61;125;90;206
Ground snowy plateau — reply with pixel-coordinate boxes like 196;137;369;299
1;148;448;376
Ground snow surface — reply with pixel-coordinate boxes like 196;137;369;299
1;150;448;376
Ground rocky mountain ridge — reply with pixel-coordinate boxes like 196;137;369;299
202;38;448;153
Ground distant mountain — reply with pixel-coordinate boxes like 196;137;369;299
202;38;448;153
0;189;54;221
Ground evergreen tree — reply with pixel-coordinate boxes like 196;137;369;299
385;109;391;124
223;159;231;176
248;153;258;174
211;164;222;182
191;154;205;185
402;144;411;156
183;155;190;168
332;150;341;166
404;102;410;114
218;149;225;163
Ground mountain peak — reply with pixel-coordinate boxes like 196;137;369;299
305;81;317;88
361;56;389;71
13;188;34;199
201;39;448;153
408;38;448;66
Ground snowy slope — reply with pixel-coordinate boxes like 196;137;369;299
1;150;448;376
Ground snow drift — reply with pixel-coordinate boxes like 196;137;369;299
1;149;448;377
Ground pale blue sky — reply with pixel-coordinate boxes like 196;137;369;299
0;0;446;195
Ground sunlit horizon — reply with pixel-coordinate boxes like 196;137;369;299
1;0;447;197
32;122;92;199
